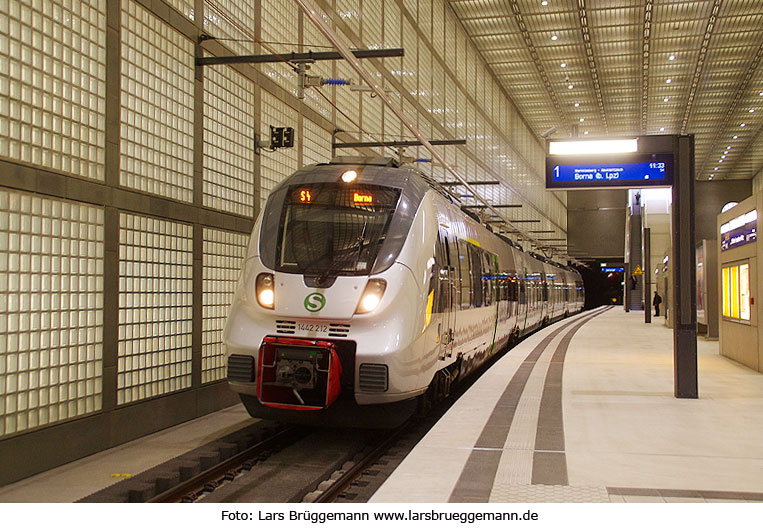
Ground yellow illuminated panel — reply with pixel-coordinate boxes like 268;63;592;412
298;189;312;203
722;263;751;322
353;192;373;204
740;264;750;321
722;266;730;317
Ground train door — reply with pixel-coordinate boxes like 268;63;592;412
437;229;456;359
519;267;529;333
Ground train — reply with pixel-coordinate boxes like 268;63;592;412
222;157;584;428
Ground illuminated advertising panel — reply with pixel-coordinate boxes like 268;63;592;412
722;262;750;323
720;210;757;251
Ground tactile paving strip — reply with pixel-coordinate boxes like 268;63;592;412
491;484;610;503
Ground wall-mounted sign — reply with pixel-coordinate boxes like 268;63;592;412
546;153;674;190
602;267;624;273
720;210;757;251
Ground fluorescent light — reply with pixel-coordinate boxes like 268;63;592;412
548;138;638;155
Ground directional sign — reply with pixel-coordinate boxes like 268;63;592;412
546;153;674;190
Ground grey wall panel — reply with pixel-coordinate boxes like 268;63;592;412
694;180;752;244
567;190;627;259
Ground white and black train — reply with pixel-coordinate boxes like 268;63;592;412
223;157;584;427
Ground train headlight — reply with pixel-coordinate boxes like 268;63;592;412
256;273;275;309
355;279;386;314
341;169;358;183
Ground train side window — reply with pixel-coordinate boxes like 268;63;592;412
458;240;471;309
480;251;488;307
485;253;497;307
434;233;446;313
469;245;482;308
519;276;526;305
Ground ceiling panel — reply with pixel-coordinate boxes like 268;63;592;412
446;0;763;182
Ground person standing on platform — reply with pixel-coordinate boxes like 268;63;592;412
653;291;662;316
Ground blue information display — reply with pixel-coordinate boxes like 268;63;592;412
553;161;667;183
546;154;673;190
602;267;624;273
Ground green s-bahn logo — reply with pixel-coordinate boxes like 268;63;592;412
304;293;326;312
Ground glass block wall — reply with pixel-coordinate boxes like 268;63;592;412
0;188;104;437
117;213;193;405
201;228;247;384
120;0;194;203
203;64;256;217
0;0;106;180
260;91;298;209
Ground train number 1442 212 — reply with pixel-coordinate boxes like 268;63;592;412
297;322;328;333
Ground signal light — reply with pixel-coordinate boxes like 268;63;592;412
256;273;275;309
355;279;386;314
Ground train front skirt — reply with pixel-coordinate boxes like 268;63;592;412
257;336;343;410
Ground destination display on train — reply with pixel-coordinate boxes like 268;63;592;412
546;154;674;189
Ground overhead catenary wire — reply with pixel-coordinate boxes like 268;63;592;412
203;0;573;264
294;0;573;262
202;0;398;157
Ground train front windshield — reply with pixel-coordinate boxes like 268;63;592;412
276;183;401;276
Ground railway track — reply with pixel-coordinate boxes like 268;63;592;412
79;332;533;504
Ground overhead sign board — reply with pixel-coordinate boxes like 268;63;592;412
602;267;624;273
546;153;674;190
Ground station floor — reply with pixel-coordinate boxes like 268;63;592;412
1;307;761;503
371;307;763;503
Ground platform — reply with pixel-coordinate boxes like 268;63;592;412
370;307;763;503
0;404;255;502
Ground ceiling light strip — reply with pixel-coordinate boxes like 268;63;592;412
508;0;569;132
697;39;763;178
641;0;653;135
680;0;721;134
577;0;608;133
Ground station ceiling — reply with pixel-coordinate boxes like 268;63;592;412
448;0;763;181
